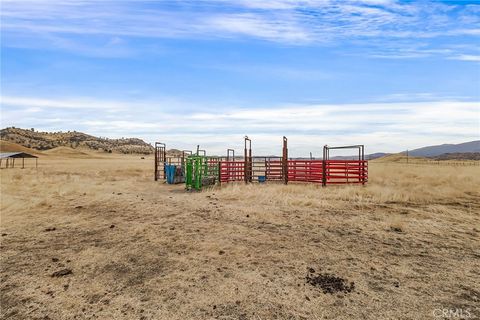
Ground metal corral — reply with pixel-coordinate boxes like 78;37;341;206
154;137;368;190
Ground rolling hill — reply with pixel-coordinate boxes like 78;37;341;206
0;127;154;154
0;140;44;156
406;140;480;157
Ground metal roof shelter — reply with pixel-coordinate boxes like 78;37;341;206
0;152;38;169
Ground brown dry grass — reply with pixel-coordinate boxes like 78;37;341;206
1;154;479;320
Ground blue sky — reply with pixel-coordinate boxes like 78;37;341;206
1;0;479;156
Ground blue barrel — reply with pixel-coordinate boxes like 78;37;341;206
165;164;177;184
258;175;266;183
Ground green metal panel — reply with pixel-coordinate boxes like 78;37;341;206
185;155;220;191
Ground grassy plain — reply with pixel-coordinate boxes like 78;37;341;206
1;151;479;319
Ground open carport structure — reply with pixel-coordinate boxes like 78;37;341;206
0;152;38;169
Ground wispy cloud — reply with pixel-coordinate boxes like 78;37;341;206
0;96;126;110
1;0;479;58
449;54;480;62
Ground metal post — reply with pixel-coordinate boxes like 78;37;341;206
244;137;248;183
244;136;251;183
227;149;234;161
22;157;25;169
322;145;327;187
282;136;288;185
154;144;158;181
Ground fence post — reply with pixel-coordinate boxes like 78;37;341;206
283;136;288;185
154;144;158;181
322;145;327;187
244;136;252;183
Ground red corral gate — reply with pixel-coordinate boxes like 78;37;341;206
218;137;368;186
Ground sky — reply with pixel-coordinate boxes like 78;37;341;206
1;0;479;156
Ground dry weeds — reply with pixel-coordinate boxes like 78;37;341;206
1;155;479;319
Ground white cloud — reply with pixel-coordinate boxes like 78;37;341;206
1;96;127;110
449;54;480;62
2;95;478;155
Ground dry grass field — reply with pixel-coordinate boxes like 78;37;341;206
1;152;479;320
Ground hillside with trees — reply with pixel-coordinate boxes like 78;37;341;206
0;127;154;154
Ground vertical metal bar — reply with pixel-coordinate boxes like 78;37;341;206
36;158;38;168
163;145;166;180
248;141;252;182
322;145;327;187
154;143;158;181
22;157;25;169
245;137;248;183
282;136;288;185
358;147;361;183
362;145;365;185
244;136;250;183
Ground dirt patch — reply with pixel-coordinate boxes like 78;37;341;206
306;268;355;294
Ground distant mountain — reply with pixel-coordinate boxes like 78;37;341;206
406;141;480;157
0;127;154;154
330;152;389;160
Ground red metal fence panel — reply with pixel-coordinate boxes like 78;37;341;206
287;160;323;183
219;161;245;183
220;159;368;185
286;159;368;185
265;159;283;181
324;160;368;184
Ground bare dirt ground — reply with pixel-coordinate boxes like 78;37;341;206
1;154;479;320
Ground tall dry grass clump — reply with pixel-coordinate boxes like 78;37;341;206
214;163;480;208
